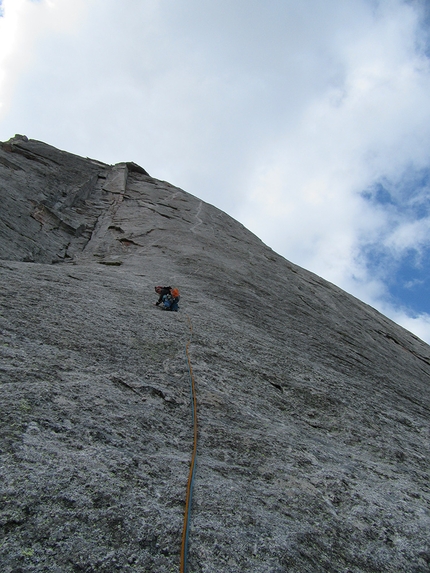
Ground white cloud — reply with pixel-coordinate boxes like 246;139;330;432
404;278;425;289
383;218;430;254
0;0;87;116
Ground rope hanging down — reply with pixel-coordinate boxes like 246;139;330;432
180;315;198;573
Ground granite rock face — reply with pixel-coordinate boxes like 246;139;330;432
0;136;429;573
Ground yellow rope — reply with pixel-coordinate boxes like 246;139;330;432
180;315;198;573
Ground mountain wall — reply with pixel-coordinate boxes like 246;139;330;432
0;135;429;573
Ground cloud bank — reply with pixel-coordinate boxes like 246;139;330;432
1;0;430;342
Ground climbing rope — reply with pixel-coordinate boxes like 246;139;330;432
180;315;198;573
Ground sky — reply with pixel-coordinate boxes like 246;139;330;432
1;0;430;344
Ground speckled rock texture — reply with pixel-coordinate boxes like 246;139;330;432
0;136;429;573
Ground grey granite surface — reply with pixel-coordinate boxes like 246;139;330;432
0;136;429;572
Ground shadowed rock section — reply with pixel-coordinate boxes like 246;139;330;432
0;136;429;573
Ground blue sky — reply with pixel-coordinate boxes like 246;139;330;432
0;0;430;343
361;166;430;316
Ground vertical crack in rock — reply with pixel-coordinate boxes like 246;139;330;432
190;200;203;233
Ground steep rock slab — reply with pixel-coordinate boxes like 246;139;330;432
0;137;429;573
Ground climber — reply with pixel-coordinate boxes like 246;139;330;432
154;285;172;306
165;287;180;311
161;287;180;311
154;286;180;311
